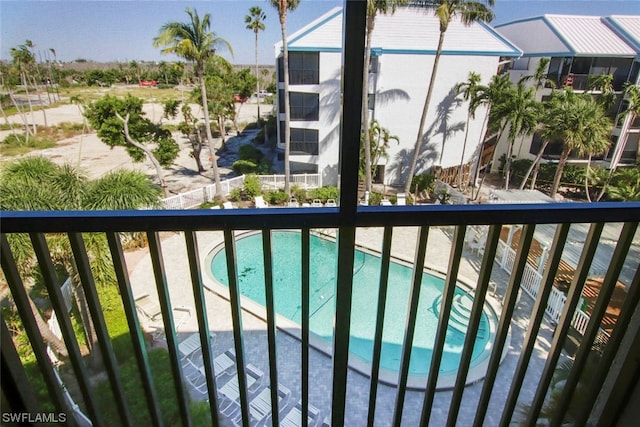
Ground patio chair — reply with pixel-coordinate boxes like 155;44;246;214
288;198;300;207
184;364;208;394
255;196;269;208
214;348;236;378
281;400;321;427
396;193;406;206
134;294;162;322
232;383;291;426
178;333;202;359
223;201;236;209
380;199;392;206
311;199;323;207
218;363;264;410
325;199;337;207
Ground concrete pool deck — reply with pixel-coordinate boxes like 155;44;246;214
129;226;560;426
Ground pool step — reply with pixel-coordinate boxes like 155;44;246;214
434;294;487;339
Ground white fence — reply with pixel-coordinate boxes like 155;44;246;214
491;232;598;337
161;173;322;210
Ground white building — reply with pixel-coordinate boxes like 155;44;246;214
493;15;640;171
275;7;521;186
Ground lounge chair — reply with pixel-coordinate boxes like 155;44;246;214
255;196;269;208
178;333;202;359
311;199;323;207
214;348;236;378
232;384;291;426
396;193;406;206
281;400;321;427
325;199;337;207
223;201;236;209
380;199;392;206
218;363;264;407
288;198;300;207
134;294;162;322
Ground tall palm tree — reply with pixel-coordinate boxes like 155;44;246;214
361;0;408;193
246;6;267;124
548;91;612;198
403;0;494;193
154;7;233;200
455;71;483;188
270;0;301;196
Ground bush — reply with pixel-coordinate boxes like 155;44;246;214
267;190;289;205
369;192;383;206
238;144;264;163
308;186;339;202
291;185;307;203
411;173;436;193
243;174;262;198
229;188;243;202
1;133;56;156
232;159;257;175
157;83;175;90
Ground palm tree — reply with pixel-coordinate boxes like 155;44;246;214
270;0;301;196
548;91;612;198
455;71;483;189
154;7;233;200
245;6;267;124
403;0;494;194
1;157;162;360
500;81;540;189
361;1;408;193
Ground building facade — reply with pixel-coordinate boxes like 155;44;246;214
275;7;521;186
493;15;640;171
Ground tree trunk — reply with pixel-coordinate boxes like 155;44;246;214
191;134;205;172
198;67;224;200
504;139;515;189
28;297;68;358
550;146;571;198
22;72;38;135
458;114;471;189
585;154;593;202
218;115;227;149
519;140;549;190
404;30;446;194
116;112;169;197
281;15;292;196
255;31;261;123
362;17;375;193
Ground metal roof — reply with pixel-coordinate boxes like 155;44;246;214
277;6;521;57
605;15;640;52
496;14;639;57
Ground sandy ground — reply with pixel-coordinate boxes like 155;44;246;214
1;100;274;195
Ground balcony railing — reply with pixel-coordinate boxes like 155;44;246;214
2;3;640;427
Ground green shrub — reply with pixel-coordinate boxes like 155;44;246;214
238;144;264;163
411;173;436;194
229;188;243;201
267;190;289;205
1;133;56;156
256;158;273;174
157;83;175;90
232;159;257;175
308;186;339;202
291;185;307;203
369;192;383;206
243;174;262;198
390;193;413;205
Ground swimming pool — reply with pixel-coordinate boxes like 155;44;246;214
207;230;498;388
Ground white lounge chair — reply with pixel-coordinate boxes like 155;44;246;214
380;199;392;206
288;198;299;207
178;333;202;359
134;294;162;322
311;199;323;207
396;193;406;206
214;348;236;378
232;384;291;426
223;201;236;209
325;199;337;207
255;196;269;208
281;400;321;427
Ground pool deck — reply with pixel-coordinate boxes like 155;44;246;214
129;227;561;426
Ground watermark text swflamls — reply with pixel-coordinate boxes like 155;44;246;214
2;412;67;424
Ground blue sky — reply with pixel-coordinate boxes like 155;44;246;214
1;1;639;65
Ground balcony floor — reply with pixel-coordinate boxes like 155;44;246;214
128;227;561;426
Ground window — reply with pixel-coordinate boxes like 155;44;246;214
279;124;319;155
289;52;319;85
290;92;319;121
511;57;530;71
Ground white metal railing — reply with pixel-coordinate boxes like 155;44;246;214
161;173;322;209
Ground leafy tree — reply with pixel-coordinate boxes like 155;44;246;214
607;167;640;201
84;95;179;195
359;119;399;182
177;103;206;172
246;6;267;123
154;7;233;200
361;0;408;193
404;0;495;194
545;91;612;198
455;71;484;188
270;0;301;196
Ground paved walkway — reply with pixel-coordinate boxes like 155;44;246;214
129;226;559;426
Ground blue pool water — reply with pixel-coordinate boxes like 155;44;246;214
209;231;495;378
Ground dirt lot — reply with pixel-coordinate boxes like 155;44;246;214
1;100;274;196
